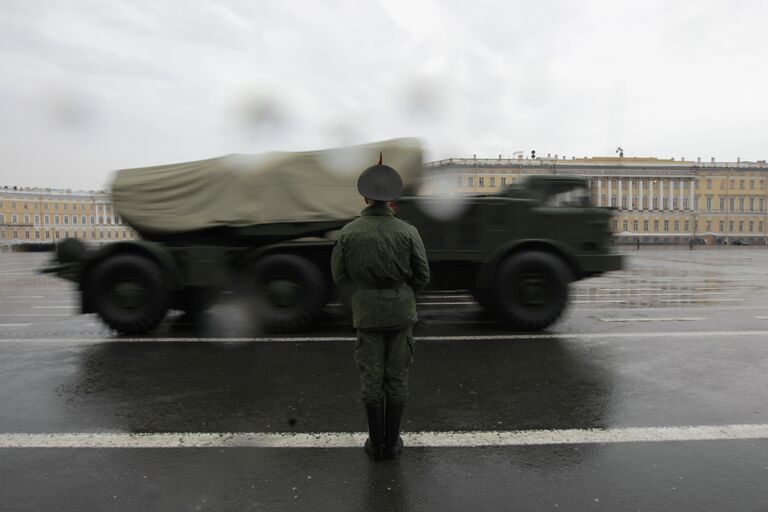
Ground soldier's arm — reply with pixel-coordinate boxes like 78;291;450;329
331;238;348;286
409;230;430;293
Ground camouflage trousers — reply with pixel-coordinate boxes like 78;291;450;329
355;325;415;404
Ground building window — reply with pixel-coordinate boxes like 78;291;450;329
623;220;628;231
468;177;474;187
729;221;734;232
653;198;658;209
684;220;689;231
612;220;618;231
706;221;711;231
707;179;712;189
34;215;39;224
612;195;616;206
54;215;59;225
90;216;95;224
719;221;725;232
740;180;745;189
739;221;744;232
720;198;725;211
457;176;462;187
12;214;18;223
706;197;712;211
632;220;638;231
25;231;30;239
694;198;699;209
35;231;40;239
64;216;69;225
478;177;484;187
672;198;678;209
730;198;735;211
654;220;659;231
749;198;754;211
501;177;507;186
81;216;86;225
24;202;28;209
749;221;754;232
99;216;104;224
674;220;679;231
11;201;16;208
750;180;755;189
0;214;4;224
72;216;78;225
100;231;104;239
664;220;669;231
490;177;496;187
45;231;50;238
761;199;766;212
760;222;764;232
45;215;50;224
739;198;745;211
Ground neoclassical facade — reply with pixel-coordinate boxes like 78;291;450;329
0;186;137;247
425;155;768;244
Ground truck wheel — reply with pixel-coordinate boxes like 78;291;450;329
492;251;572;331
87;254;171;335
243;254;328;333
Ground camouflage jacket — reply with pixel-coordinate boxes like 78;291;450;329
331;203;430;329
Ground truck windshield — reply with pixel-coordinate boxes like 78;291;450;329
544;185;592;208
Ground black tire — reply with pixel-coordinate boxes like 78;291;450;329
472;288;494;310
492;251;572;331
87;254;171;334
241;254;328;333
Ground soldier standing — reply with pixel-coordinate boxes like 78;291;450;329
331;155;430;461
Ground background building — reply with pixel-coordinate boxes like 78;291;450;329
425;155;768;245
0;185;137;249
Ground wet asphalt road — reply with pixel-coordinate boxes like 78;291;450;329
1;248;768;511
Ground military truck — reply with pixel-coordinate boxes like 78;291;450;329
44;139;622;334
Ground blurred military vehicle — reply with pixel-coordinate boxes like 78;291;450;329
44;138;622;334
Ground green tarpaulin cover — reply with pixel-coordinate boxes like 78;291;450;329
111;138;423;235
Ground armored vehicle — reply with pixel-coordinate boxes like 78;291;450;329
44;139;622;334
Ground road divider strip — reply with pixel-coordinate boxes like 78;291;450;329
1;424;767;448
3;330;768;343
599;317;706;322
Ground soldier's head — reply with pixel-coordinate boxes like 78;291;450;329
357;152;403;205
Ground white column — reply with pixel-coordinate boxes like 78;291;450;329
689;179;695;211
639;180;644;210
597;179;602;206
608;179;613;207
618;179;623;209
628;179;633;210
660;179;665;210
679;179;684;211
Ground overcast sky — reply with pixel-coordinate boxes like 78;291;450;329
1;0;767;190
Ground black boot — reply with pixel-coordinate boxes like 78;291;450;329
384;400;405;460
364;401;385;461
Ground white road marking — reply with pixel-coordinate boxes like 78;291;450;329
600;317;706;323
0;314;70;317
754;316;768;320
31;306;75;309
573;292;737;298
1;424;767;448
572;300;628;304
2;330;768;343
576;305;768;312
418;301;477;306
5;296;45;299
658;298;744;303
0;324;31;328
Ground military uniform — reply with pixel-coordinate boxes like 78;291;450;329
331;158;430;460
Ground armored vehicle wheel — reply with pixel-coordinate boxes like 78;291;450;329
87;254;171;334
492;251;572;331
243;254;327;333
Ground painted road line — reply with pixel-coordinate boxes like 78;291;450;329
658;298;744;303
31;306;75;309
573;292;738;297
754;316;768;320
1;424;768;448
5;295;45;299
0;314;71;317
599;317;706;322
418;302;477;306
576;305;768;312
3;330;768;343
572;300;628;304
0;324;31;328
